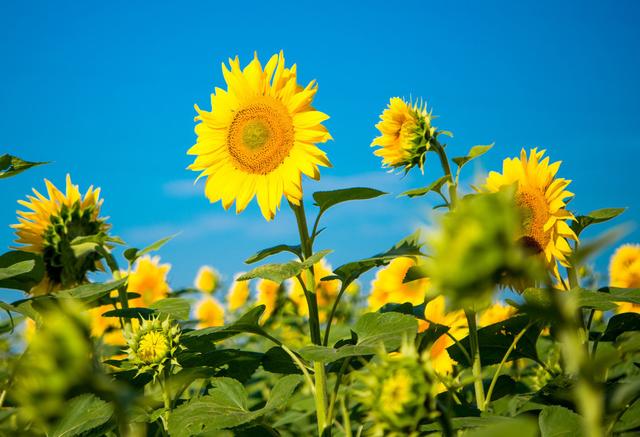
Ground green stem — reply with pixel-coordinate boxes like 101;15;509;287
323;283;348;346
290;200;329;436
465;309;485;410
339;396;352;437
434;140;458;207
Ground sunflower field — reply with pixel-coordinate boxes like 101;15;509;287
1;51;639;437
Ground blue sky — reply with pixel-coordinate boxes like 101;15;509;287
1;0;638;299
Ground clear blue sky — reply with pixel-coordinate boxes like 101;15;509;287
1;0;638;298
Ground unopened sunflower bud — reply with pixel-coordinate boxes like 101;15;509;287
125;316;182;377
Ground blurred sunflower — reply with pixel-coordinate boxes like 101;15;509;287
187;51;332;220
88;305;124;346
12;175;109;295
194;296;225;329
368;257;429;311
127;256;171;307
484;148;577;281
371;97;434;172
227;274;250;312
290;259;339;320
419;296;467;377
478;302;517;327
610;244;640;313
256;278;282;322
194;265;220;294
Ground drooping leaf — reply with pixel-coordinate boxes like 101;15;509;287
149;297;190;320
538;406;584;437
167;375;302;436
600;313;640;341
245;244;302;264
399;175;451;198
448;315;541;366
50;393;114;437
0;154;49;179
299;312;418;363
0;251;44;292
238;250;331;283
312;187;386;215
452;144;494;169
571;207;626;237
54;277;128;303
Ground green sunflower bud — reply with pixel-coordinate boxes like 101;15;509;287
125;316;182;378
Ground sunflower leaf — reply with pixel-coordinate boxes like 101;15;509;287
313;187;387;215
398;175;451;198
0;154;49;179
571;207;626;237
238;249;332;282
50;393;114;437
54;277;128;303
452;144;494;169
124;234;177;263
0;251;45;292
245;244;302;264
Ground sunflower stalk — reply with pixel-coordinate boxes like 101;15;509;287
290;200;330;436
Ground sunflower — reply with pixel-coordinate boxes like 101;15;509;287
227;273;250;312
484;148;577;281
290;259;340;320
371;97;434;171
478;302;517;327
88;305;124;346
12;174;109;295
188;52;332;221
194;296;225;329
127;256;171;307
256;278;282;322
368;257;429;311
194;265;220;294
610;244;640;313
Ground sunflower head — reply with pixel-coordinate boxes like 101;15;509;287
127;256;171;307
194;296;225;329
188;51;332;221
256;278;283;322
371;97;436;172
485;148;578;282
194;265;220;293
227;273;250;312
368;257;430;311
125;316;182;377
610;244;640;314
12;175;110;295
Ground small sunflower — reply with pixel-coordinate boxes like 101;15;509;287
368;257;429;311
256;278;282;322
371;97;434;172
194;295;225;329
290;259;339;320
125;316;182;377
227;273;250;312
485;148;577;280
12;175;109;295
127;256;171;307
188;51;332;221
194;265;220;293
610;244;640;313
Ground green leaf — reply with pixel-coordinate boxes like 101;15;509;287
0;251;44;292
245;244;302;264
452;144;494;169
177;349;263;382
312;187;386;214
613;397;640;432
463;417;538;437
330;231;423;286
50;393;114;437
299;312;418;363
238;249;332;283
522;287;640;314
182;306;274;346
539;406;584;437
149;298;190;320
124;234;177;263
421;416;526;433
168;375;302;436
398;175;451;198
261;346;301;375
571;207;626;237
102;307;155;319
601;313;640;341
448;315;541;366
54;277;128;303
0;154;49;179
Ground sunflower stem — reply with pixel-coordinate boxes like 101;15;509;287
290;200;329;436
465;309;485;411
433;139;458;207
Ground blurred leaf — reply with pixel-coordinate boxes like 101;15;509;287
102;307;155;319
571;207;626;237
0;154;48;179
238;250;331;282
50;393;114;437
420;416;524;433
538;405;583;437
522;287;640;315
600;313;640;341
54;277;128;303
403;264;429;283
613;397;640;432
0;251;44;292
168;375;302;436
463;416;538;437
299;312;418;363
312;187;386;214
245;244;302;264
330;230;423;286
399;175;450;198
183;306;274;346
149;298;190;320
448;315;541;366
452;144;494;169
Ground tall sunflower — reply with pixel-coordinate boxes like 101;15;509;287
188;52;332;221
371;97;434;172
484;148;577;281
12;175;109;295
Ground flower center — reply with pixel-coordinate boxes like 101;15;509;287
138;330;169;364
516;187;551;254
227;97;295;174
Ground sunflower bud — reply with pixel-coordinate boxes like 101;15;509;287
125;316;182;377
